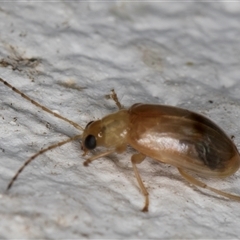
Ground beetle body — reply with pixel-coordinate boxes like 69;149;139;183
128;104;240;177
83;103;240;178
82;103;240;211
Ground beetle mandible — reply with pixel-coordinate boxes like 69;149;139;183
1;77;240;212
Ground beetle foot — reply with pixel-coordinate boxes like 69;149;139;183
83;160;90;166
141;205;148;212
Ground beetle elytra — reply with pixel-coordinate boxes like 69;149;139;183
1;77;240;212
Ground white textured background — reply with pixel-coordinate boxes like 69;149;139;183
1;2;240;239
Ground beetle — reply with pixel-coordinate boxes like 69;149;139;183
1;77;240;212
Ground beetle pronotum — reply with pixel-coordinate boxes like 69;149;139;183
1;77;240;212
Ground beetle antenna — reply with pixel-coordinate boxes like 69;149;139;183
0;78;83;131
6;134;82;191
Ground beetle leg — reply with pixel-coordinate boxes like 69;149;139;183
106;89;124;110
115;144;127;154
131;153;149;212
83;150;115;166
178;168;240;201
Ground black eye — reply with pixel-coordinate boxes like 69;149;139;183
84;135;96;150
85;121;94;129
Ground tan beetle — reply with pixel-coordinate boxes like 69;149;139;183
1;77;240;212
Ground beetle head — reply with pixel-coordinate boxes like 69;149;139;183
81;120;105;153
